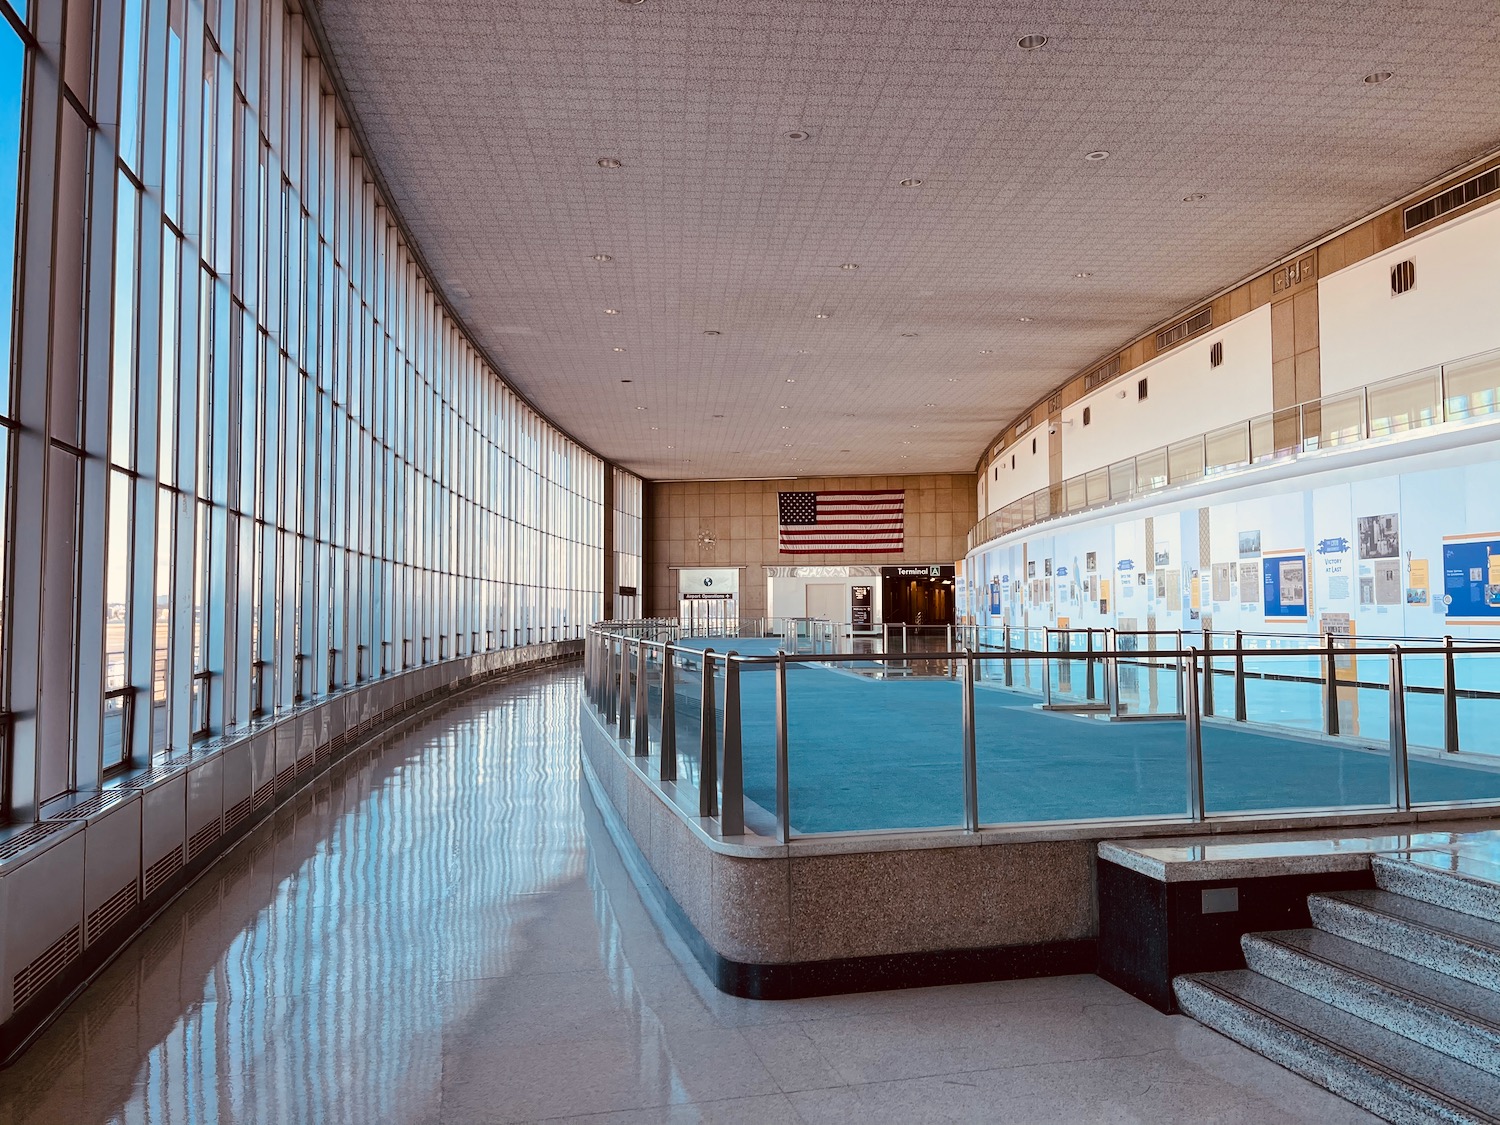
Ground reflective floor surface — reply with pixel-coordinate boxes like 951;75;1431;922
0;667;1378;1124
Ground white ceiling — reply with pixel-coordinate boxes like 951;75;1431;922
307;0;1500;481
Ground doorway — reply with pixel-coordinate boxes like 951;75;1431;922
881;566;955;632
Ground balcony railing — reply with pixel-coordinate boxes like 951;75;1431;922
969;347;1500;551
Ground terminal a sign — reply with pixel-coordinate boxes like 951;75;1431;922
891;565;945;578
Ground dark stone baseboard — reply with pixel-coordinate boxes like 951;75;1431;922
582;752;1097;1000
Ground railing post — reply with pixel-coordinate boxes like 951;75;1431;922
699;649;718;818
1234;629;1247;722
605;639;619;725
720;652;744;835
1443;635;1460;754
1041;644;1054;708
1174;631;1185;716
774;651;791;844
634;640;650;758
1201;636;1214;716
660;643;677;781
962;650;979;831
618;639;633;739
1389;645;1411;810
1107;647;1121;718
1003;624;1013;687
1323;635;1341;737
1085;629;1097;701
1184;650;1206;821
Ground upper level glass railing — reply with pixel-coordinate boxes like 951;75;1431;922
586;621;1500;843
969;347;1500;551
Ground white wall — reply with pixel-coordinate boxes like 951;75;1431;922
1060;303;1274;479
968;424;1500;641
984;420;1051;515
1320;199;1500;396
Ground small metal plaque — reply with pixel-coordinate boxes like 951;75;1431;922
1201;887;1239;914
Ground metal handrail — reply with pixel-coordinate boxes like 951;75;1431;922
585;619;1500;846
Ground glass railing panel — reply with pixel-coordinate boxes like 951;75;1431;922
1304;391;1364;450
1137;447;1168;491
1167;437;1205;484
1409;650;1500;804
1235;633;1325;732
1369;368;1441;437
1043;630;1107;709
976;650;1189;824
1204;422;1249;475
644;643;665;756
671;645;708;789
1111;635;1184;717
1108;458;1135;500
1444;352;1500;421
1064;475;1086;513
1085;467;1109;507
782;659;963;833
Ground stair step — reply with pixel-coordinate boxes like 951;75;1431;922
1375;854;1500;926
1244;928;1500;1078
1175;970;1500;1125
1310;889;1500;992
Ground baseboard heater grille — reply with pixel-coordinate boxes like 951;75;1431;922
13;926;81;1010
87;881;139;945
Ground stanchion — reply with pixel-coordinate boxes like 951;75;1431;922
633;640;650;757
1184;650;1205;821
1443;635;1460;754
962;650;979;831
1389;645;1410;810
720;652;744;834
1323;635;1340;737
699;649;717;817
660;643;677;781
1234;629;1247;722
774;651;790;844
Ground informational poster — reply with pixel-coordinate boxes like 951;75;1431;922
1373;559;1401;606
1442;533;1500;622
1212;563;1233;603
1086;551;1098;572
1317;536;1352;602
1162;569;1181;604
1408;559;1429;606
1238;530;1261;558
850;585;873;628
1358;514;1400;560
1239;560;1261;605
1264;551;1308;619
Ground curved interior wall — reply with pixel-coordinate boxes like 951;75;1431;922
0;0;617;825
980;193;1500;519
967;420;1500;643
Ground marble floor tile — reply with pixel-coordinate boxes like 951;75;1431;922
0;668;1379;1125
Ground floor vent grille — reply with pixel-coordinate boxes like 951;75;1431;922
1155;307;1213;351
1405;165;1500;231
13;926;81;1010
87;881;139;945
143;846;184;899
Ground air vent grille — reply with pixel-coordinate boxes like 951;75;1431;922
87;881;139;945
0;821;70;863
13;926;81;1011
1083;357;1121;391
224;795;252;831
144;845;184;898
1391;260;1416;296
187;818;223;861
1210;341;1224;368
1404;166;1500;231
252;779;274;810
1155;307;1213;351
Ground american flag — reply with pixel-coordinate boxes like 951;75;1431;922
777;490;905;554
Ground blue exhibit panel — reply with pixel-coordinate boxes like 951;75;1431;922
1443;537;1500;621
1263;554;1308;619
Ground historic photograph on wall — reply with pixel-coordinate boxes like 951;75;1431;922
1358;513;1400;560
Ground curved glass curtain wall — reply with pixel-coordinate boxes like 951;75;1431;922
0;0;612;821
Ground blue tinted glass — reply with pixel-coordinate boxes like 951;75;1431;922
0;20;22;406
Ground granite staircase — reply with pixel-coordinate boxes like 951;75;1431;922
1175;853;1500;1124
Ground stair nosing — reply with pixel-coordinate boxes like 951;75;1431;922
1182;973;1500;1123
1248;930;1500;1035
1313;891;1500;959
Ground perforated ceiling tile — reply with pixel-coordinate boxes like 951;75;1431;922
308;0;1500;480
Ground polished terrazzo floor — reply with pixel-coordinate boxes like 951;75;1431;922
0;667;1379;1124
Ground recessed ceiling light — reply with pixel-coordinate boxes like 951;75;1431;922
946;377;958;382
899;177;923;187
901;441;911;445
1017;34;1049;50
839;449;851;453
1182;193;1207;202
703;329;721;335
797;349;810;354
596;158;622;169
842;413;855;418
839;263;859;270
617;0;645;5
1018;316;1035;323
1084;150;1109;162
781;425;790;430
649;426;658;430
666;445;674;449
784;130;812;141
604;308;620;315
900;332;919;338
783;443;793;448
592;254;613;262
924;402;937;407
814;312;831;319
1363;71;1393;85
910;423;919;428
979;349;992;355
786;378;796;383
613;346;626;352
1074;271;1092;278
712;414;723;418
780;405;789;409
620;378;632;383
635;406;647;411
